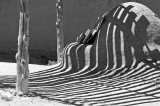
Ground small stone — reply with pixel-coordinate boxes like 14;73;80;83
9;89;16;96
17;91;23;97
1;92;13;101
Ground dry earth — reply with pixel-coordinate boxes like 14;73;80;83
0;96;75;106
0;62;75;106
0;62;58;75
0;62;160;106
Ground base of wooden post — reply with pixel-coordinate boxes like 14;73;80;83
16;74;29;95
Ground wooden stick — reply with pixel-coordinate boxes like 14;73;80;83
56;0;64;62
16;0;30;95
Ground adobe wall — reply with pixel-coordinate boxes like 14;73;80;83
0;0;159;50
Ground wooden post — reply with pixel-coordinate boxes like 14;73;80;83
16;0;30;95
56;0;64;62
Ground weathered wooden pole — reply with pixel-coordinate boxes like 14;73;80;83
56;0;64;62
16;0;30;95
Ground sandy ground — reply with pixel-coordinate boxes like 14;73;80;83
0;96;75;106
1;62;160;106
0;62;60;75
0;62;75;106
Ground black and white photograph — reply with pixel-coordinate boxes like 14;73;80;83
0;0;160;106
